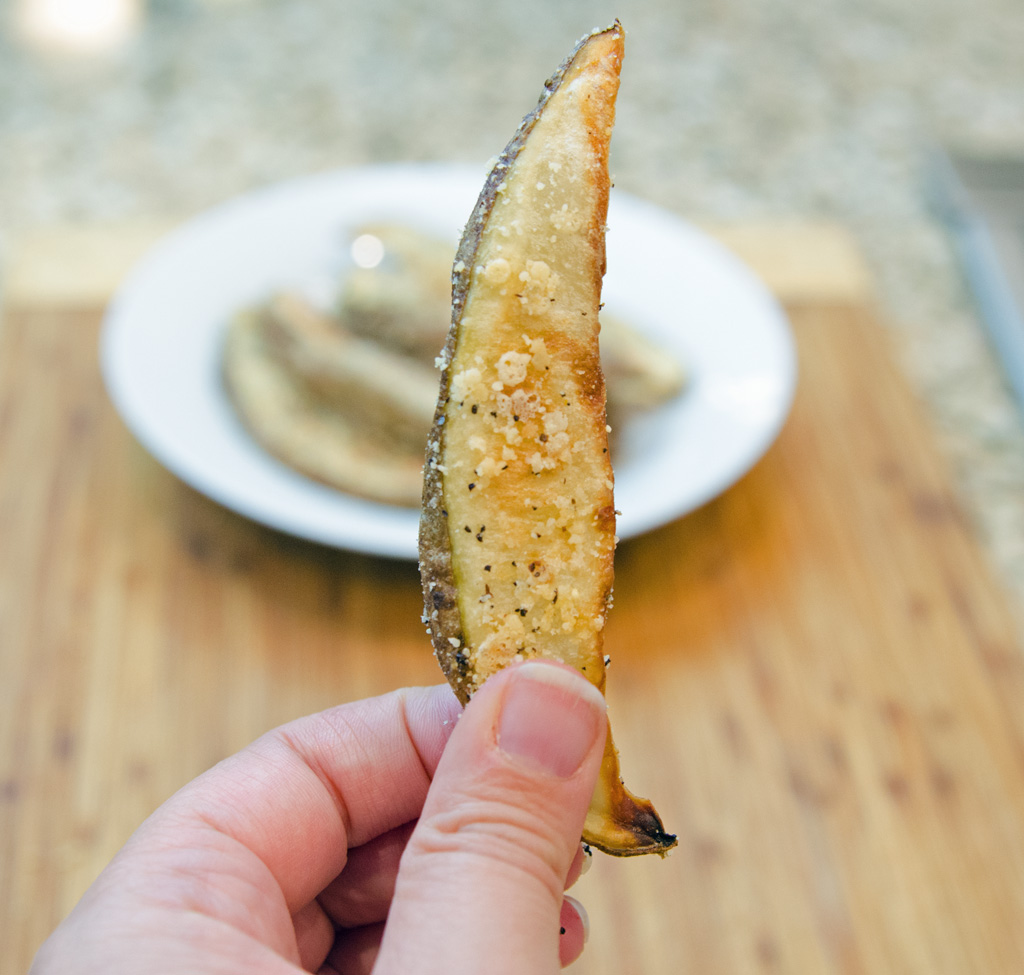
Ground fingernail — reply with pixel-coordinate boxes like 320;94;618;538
564;895;590;944
497;662;606;778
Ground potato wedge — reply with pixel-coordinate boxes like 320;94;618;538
419;22;675;857
339;222;456;362
261;292;437;453
599;313;688;412
223;309;424;506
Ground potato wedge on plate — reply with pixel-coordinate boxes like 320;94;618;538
222;306;425;506
419;22;675;857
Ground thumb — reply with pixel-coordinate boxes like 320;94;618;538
375;660;607;974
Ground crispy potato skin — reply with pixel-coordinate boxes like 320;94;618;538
419;23;676;857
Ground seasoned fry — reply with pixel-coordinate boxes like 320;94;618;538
262;292;437;453
339;222;456;362
599;313;687;411
418;22;676;856
223;309;424;506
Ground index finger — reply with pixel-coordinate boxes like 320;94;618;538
140;683;462;912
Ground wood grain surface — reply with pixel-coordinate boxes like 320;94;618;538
3;233;1024;973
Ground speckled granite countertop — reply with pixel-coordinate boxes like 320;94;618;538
2;0;1023;617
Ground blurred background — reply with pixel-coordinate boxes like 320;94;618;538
5;2;1024;972
2;0;1024;601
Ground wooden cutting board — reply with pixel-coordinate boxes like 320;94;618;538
2;225;1023;974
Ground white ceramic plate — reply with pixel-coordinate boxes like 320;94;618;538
102;163;796;559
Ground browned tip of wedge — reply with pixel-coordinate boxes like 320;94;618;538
584;720;678;857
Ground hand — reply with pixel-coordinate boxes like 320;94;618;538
32;660;608;974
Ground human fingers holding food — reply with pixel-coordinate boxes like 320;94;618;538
31;667;602;974
376;661;606;973
31;683;459;974
34;20;677;975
